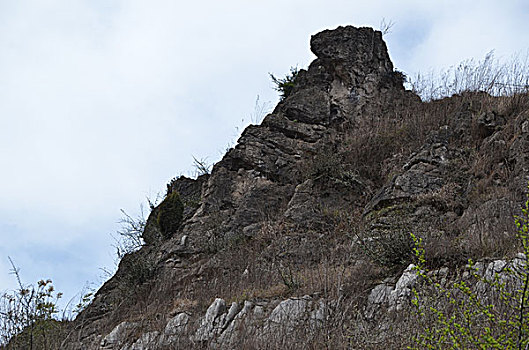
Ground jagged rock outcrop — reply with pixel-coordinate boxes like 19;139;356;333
61;25;529;349
93;295;329;349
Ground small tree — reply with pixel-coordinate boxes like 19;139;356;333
0;259;64;349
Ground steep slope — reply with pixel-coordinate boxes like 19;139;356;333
62;25;529;349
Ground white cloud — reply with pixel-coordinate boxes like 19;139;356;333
403;1;529;71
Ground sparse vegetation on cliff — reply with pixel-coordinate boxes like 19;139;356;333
4;25;529;349
156;191;184;239
270;66;299;101
410;192;529;349
113;208;147;259
63;26;529;349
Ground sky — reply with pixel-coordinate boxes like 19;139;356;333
1;0;529;310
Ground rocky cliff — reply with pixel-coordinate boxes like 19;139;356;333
62;25;529;349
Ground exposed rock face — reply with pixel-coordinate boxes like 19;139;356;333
365;263;419;318
62;25;529;349
91;296;329;349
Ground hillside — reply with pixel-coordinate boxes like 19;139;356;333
23;25;529;349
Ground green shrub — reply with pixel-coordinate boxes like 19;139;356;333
270;67;299;101
156;192;184;239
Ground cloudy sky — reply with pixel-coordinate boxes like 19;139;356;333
1;0;528;308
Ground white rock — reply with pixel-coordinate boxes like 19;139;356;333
194;298;227;342
389;264;418;311
310;300;328;328
368;284;393;305
164;312;190;335
225;302;240;325
100;321;136;348
366;264;419;317
252;304;265;318
366;284;392;319
268;298;310;325
159;312;190;347
180;235;188;246
216;301;253;348
128;331;159;350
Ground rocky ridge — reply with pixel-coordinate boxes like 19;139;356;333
62;25;529;349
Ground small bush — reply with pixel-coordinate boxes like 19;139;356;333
0;260;65;349
113;208;146;259
120;253;157;288
270;67;299;101
156;192;184;239
357;228;415;268
309;151;347;183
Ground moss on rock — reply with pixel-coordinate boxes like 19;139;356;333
156;191;184;239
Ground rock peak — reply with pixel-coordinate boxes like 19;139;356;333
57;25;529;350
310;25;394;77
